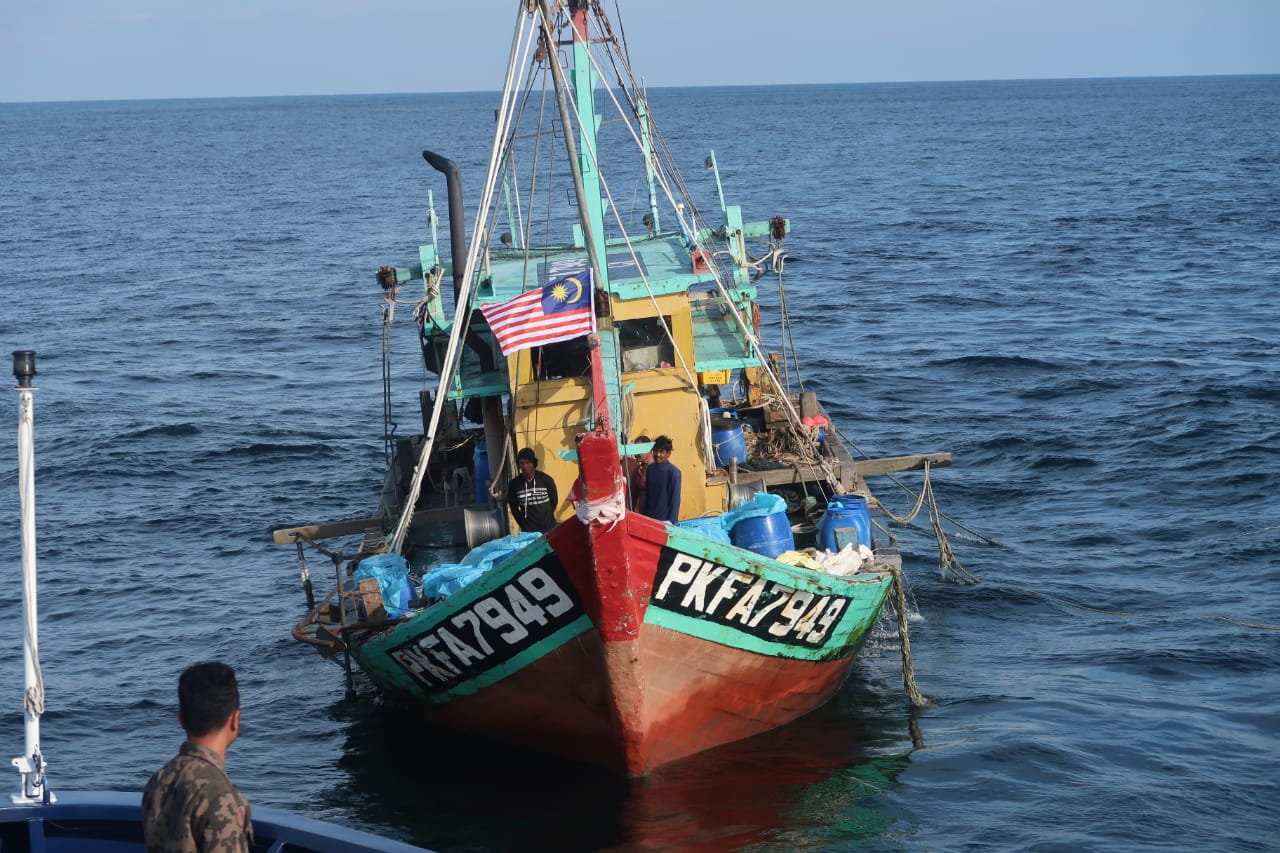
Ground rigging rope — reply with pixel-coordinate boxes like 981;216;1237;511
869;460;980;584
524;16;716;464
833;421;1000;547
386;6;540;556
558;33;842;489
772;247;806;395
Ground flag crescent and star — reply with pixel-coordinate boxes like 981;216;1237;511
559;275;584;304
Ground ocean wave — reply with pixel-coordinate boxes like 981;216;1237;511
929;354;1062;371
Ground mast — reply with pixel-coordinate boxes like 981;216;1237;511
532;0;606;432
566;2;608;287
535;0;619;432
11;350;52;805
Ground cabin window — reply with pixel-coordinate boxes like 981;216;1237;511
618;317;674;373
533;336;591;380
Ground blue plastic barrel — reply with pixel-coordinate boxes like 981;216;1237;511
817;494;872;551
472;442;490;504
711;416;747;468
677;516;731;544
730;509;795;558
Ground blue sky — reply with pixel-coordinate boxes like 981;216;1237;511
2;0;1278;103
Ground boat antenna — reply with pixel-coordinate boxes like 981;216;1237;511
11;350;53;805
705;150;727;217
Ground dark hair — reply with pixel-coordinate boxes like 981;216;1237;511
516;447;537;464
178;661;239;737
652;435;673;453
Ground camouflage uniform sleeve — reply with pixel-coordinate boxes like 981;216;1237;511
195;787;253;853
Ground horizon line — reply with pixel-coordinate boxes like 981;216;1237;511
3;71;1277;107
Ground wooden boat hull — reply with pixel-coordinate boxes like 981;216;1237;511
348;434;893;775
275;3;939;779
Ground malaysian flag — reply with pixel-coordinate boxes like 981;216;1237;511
479;269;595;355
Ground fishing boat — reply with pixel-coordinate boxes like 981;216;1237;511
4;351;431;852
275;0;953;777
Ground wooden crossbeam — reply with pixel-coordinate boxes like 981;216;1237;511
852;452;952;478
271;506;466;545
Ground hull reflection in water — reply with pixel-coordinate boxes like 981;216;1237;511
330;683;912;851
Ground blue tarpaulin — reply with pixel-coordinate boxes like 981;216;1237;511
420;532;542;600
676;515;732;543
353;553;414;619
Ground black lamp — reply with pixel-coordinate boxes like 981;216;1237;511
12;350;36;388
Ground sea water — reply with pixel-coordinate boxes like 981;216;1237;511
2;76;1278;851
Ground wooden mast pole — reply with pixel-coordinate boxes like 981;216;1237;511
535;0;612;431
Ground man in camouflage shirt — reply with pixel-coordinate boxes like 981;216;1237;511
142;661;253;853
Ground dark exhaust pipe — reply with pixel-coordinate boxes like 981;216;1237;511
423;149;495;373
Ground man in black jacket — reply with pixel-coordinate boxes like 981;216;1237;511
507;447;559;532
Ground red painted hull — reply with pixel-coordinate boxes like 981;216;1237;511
375;429;888;776
410;617;865;775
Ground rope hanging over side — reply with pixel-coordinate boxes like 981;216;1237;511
891;565;928;708
924;468;980;584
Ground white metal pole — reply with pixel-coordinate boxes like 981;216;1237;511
11;350;49;804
